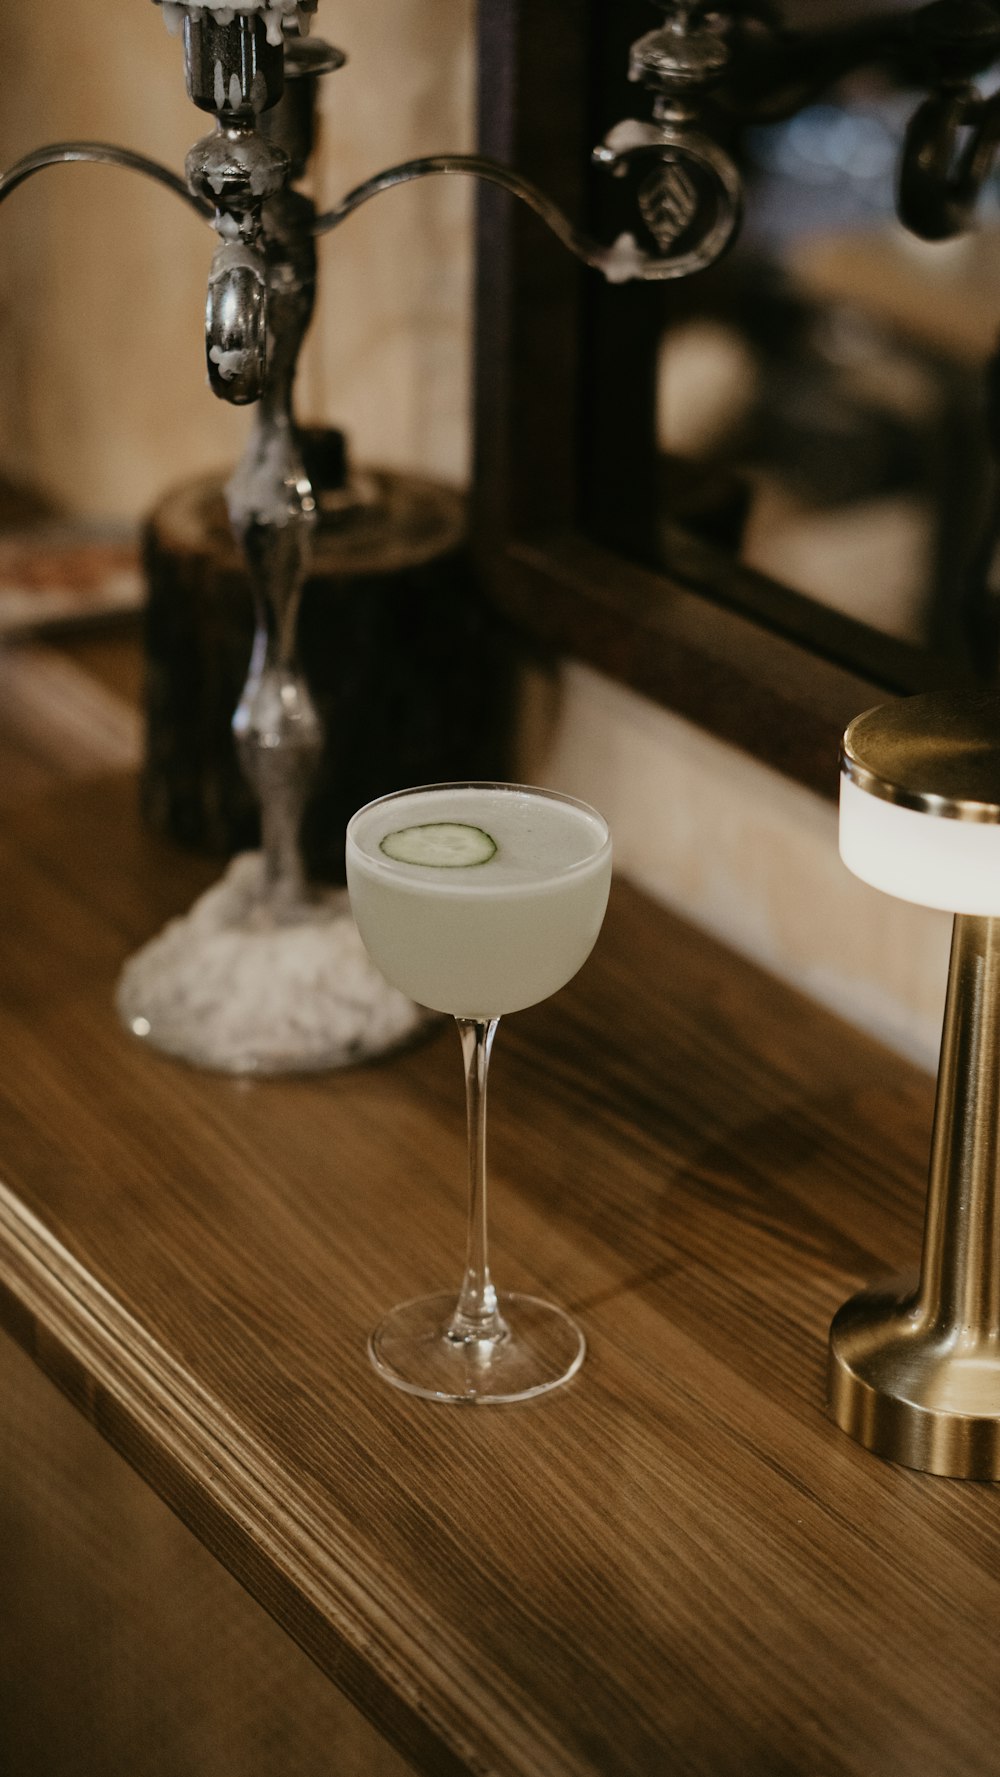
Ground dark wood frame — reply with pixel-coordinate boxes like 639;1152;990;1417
471;0;959;803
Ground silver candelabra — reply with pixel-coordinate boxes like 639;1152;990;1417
0;0;748;1073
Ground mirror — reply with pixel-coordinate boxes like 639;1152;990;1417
582;0;999;684
474;0;999;798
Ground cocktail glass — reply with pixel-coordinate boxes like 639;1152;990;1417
346;781;612;1404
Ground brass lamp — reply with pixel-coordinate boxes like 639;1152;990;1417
829;692;1000;1479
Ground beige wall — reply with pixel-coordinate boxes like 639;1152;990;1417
518;661;951;1074
0;0;474;519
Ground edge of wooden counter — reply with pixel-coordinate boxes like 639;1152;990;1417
0;1179;547;1777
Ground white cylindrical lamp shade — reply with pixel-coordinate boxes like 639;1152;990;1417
840;773;1000;916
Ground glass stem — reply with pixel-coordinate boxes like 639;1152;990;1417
449;1017;505;1343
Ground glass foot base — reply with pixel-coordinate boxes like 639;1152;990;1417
369;1291;586;1405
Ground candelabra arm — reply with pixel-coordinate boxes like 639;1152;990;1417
315;154;604;263
313;151;741;284
317;6;748;283
899;85;1000;242
0;142;210;220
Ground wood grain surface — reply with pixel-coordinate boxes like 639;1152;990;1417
1;641;998;1777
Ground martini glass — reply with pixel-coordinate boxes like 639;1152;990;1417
346;781;612;1404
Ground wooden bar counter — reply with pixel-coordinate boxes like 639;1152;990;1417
1;637;998;1777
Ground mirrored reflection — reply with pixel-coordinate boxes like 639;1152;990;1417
650;73;1000;671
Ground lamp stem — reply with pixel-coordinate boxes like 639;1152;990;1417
829;910;1000;1475
917;913;1000;1343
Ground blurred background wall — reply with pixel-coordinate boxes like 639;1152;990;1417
0;0;474;519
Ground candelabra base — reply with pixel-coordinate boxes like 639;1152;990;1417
828;1279;1000;1480
116;851;430;1075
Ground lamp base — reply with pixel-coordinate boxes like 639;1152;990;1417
828;1279;1000;1480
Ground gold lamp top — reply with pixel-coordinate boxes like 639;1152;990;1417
842;691;1000;825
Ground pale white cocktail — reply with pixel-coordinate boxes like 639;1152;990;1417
346;781;612;1403
347;783;611;1017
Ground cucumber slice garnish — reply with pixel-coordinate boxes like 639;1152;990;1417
380;821;498;868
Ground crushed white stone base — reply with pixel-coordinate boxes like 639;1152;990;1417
116;852;429;1075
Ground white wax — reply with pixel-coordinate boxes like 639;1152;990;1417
164;2;307;50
